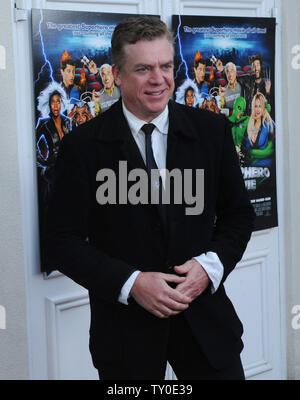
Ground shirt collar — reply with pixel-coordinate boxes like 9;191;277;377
122;101;169;139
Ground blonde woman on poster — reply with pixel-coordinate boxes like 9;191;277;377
245;92;275;167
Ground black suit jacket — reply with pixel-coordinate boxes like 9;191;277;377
44;99;255;370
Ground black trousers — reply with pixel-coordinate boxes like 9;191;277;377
98;312;245;380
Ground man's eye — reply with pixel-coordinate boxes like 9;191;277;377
163;64;173;70
136;67;148;72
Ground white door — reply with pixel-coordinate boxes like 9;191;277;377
13;0;285;379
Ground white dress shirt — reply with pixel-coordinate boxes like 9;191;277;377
118;101;224;304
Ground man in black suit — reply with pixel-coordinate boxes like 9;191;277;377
44;16;255;380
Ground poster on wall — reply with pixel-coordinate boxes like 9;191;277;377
31;9;136;272
172;15;277;231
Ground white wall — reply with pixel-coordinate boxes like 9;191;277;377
281;0;300;380
0;0;30;379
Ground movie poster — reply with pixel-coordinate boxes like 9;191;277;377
172;15;277;231
31;9;135;271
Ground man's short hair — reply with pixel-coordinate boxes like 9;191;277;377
194;58;206;69
251;56;263;75
60;58;76;71
111;15;174;70
225;62;236;78
100;63;112;75
249;53;263;67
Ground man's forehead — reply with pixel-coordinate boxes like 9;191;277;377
227;65;234;70
101;67;112;73
63;64;75;72
125;38;173;54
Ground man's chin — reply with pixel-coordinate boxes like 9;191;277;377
148;103;168;115
142;106;167;121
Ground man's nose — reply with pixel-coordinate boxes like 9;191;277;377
149;68;165;84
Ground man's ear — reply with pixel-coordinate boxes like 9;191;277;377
112;64;121;87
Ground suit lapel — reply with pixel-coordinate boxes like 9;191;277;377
96;99;146;172
120;129;146;172
166;101;197;171
166;101;204;241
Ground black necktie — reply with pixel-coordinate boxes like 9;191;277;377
141;123;160;202
141;123;159;175
141;123;167;231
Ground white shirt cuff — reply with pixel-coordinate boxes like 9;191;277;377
193;252;224;293
118;270;141;305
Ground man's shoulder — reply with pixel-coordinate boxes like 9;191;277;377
169;100;226;126
61;114;100;152
169;100;228;145
62;100;121;146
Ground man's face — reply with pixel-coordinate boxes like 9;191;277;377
185;89;195;107
194;63;206;83
101;67;114;91
252;60;262;79
226;65;237;86
61;64;75;88
205;100;217;113
75;106;88;125
50;94;62;117
113;37;175;122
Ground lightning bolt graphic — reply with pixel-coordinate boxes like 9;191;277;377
174;15;189;80
34;9;54;85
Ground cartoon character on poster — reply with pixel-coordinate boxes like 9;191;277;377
172;15;277;230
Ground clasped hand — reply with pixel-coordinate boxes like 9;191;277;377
130;259;210;319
